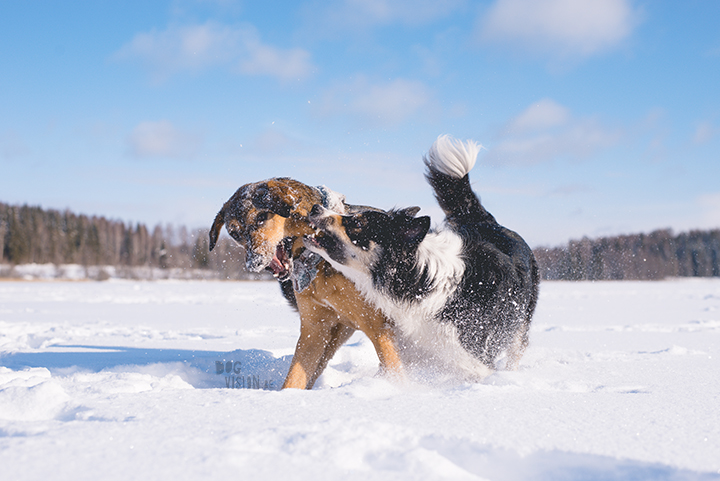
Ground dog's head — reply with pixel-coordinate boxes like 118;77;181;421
304;204;430;277
209;178;324;278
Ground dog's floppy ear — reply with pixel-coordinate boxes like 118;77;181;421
401;216;431;247
251;184;293;218
209;209;225;251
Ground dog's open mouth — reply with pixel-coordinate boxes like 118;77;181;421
303;233;320;249
303;231;330;253
267;237;293;281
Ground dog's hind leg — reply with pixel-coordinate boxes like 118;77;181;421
504;324;530;371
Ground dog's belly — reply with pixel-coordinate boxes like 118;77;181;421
388;301;495;381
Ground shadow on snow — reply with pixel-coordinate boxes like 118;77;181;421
0;345;292;390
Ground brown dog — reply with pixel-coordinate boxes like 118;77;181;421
209;178;402;389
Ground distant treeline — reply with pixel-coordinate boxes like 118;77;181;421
2;201;719;281
0;202;254;279
535;229;720;280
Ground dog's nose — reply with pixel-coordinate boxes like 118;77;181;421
310;204;324;217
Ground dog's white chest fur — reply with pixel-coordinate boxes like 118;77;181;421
327;229;493;380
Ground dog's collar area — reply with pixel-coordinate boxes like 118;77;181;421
292;248;323;292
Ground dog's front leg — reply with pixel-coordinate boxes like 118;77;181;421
306;323;355;389
368;327;404;378
282;305;342;389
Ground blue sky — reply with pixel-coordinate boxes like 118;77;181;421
1;0;719;247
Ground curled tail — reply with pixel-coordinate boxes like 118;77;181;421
424;135;496;227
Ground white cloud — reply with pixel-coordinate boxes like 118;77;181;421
309;0;466;30
693;121;720;144
478;0;640;59
249;127;306;155
126;120;201;159
487;99;621;165
350;79;430;124
238;42;312;79
506;98;570;134
318;77;432;126
115;22;313;82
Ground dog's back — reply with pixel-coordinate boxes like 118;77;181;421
424;136;539;368
303;136;540;378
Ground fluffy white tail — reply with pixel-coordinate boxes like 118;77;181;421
424;135;481;179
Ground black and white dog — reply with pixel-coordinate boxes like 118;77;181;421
304;135;539;381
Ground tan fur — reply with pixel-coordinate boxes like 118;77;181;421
286;268;402;388
210;178;403;389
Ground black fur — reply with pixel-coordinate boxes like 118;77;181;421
424;169;496;227
422;167;539;366
323;160;539;370
279;278;298;310
440;223;538;366
367;211;434;301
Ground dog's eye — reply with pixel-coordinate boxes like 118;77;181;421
256;212;269;225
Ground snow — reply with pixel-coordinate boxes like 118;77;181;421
0;263;260;281
1;278;719;480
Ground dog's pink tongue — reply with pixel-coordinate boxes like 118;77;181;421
268;256;285;276
267;244;289;277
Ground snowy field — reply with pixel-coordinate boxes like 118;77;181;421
1;278;719;480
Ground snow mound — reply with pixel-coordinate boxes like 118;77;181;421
0;367;70;421
227;419;479;479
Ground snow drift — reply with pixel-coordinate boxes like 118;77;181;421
1;279;719;480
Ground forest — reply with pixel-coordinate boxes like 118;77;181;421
534;228;720;280
0;202;252;280
1;201;719;281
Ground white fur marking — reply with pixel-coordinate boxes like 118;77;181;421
319;228;490;381
415;230;465;313
316;185;347;213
